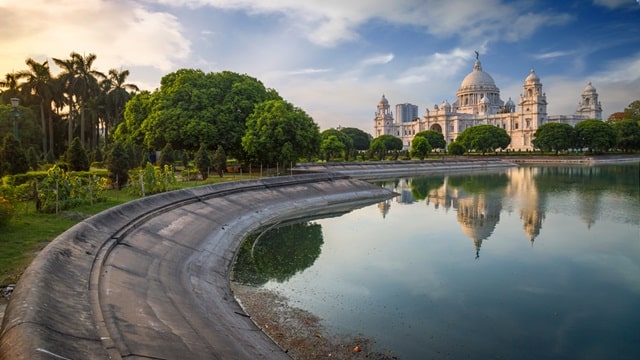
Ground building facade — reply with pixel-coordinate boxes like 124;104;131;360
373;56;602;150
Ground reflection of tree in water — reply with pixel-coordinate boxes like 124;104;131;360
533;164;639;227
232;222;324;286
410;176;445;200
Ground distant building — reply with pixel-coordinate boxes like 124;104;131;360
373;55;602;150
395;103;419;123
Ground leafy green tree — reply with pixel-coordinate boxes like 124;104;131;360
415;130;446;150
242;100;320;167
194;143;211;180
575;119;616;153
340;127;371;151
66;137;90;171
212;145;226;177
611;119;640;152
320;135;346;161
448;141;465;155
456;125;510;154
125;69;279;157
369;134;403;160
532;122;576;155
158;142;175;169
106;142;130;189
623;100;640;121
0;134;29;175
410;136;432;160
321;129;353;160
27;147;40;171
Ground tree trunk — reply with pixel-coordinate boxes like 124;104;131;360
40;102;47;154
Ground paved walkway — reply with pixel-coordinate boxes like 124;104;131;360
0;174;394;359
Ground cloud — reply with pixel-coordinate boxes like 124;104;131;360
149;0;575;47
0;0;190;75
534;51;576;60
592;0;639;9
361;54;395;66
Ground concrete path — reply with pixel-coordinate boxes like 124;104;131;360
0;174;394;359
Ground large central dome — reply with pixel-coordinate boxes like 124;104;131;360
460;59;497;89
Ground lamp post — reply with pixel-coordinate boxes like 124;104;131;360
10;97;20;139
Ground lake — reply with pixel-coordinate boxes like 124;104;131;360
232;163;640;359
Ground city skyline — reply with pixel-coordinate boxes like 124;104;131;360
1;0;639;134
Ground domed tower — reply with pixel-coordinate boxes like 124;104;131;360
455;54;504;115
518;69;547;130
374;94;395;137
576;81;602;120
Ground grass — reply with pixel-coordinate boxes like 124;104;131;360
0;172;262;286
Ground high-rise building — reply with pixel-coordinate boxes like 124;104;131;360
395;103;419;123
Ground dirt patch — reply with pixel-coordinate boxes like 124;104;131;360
231;283;398;360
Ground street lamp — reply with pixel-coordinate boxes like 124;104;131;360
10;97;20;139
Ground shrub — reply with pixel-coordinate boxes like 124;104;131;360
0;196;14;228
107;142;130;189
66;137;90;171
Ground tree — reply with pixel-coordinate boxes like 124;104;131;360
212;145;226;177
65;137;90;171
320;129;351;160
194;143;211;180
611;119;640;152
415;130;446;150
410;136;432;160
242;99;320;167
16;58;54;154
129;69;279;157
532;122;576;155
103;68;139;146
448;141;465;155
623;100;640;121
369;134;403;160
340;127;372;151
0;134;29;175
455;125;510;154
320;135;346;161
106;142;130;189
575;119;616;153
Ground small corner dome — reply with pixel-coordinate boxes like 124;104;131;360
480;96;490;104
525;68;540;83
583;81;596;93
379;94;389;105
506;97;515;106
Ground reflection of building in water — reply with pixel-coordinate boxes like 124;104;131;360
396;178;415;204
457;194;502;259
504;166;546;244
378;199;391;219
421;177;502;258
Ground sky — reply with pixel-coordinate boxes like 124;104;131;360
1;0;639;134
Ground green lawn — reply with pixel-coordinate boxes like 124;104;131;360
0;174;259;286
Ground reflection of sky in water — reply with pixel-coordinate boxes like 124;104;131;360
260;164;640;359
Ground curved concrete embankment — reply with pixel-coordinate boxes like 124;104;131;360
0;173;394;359
294;158;517;179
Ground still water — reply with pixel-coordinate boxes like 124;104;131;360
233;163;640;359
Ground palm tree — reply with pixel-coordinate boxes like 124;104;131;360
104;68;139;145
0;72;21;103
52;56;76;146
70;52;104;150
16;58;54;154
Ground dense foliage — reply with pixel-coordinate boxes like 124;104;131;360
65;137;90;171
340;127;371;151
532;122;576;154
369;134;403;160
575;119;616;153
242;100;320;167
455;124;511;154
0;134;30;175
320;129;352;160
410;136;432;160
194;143;211;180
106;142;131;189
115;69;280;158
612;119;640;152
415;130;446;150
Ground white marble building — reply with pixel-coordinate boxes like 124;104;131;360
374;55;602;151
